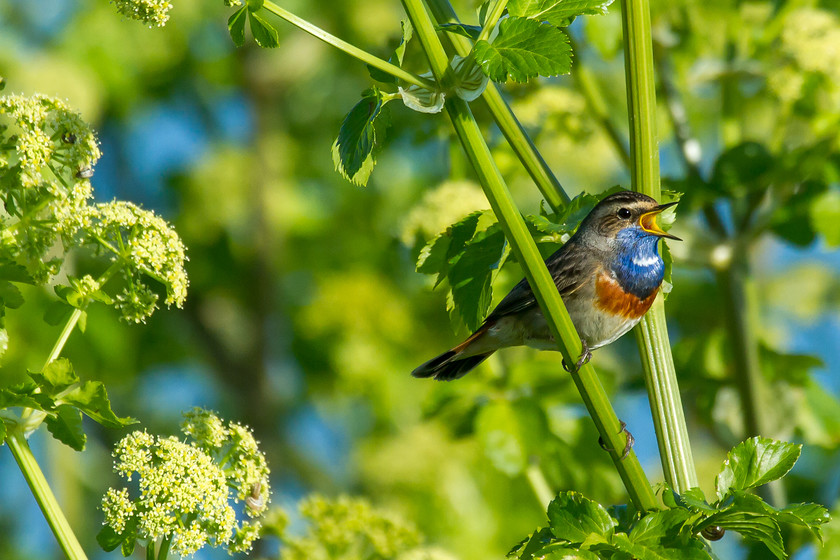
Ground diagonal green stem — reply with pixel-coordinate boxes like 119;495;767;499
403;0;657;512
426;0;570;212
6;432;88;560
620;0;698;491
261;1;435;90
476;0;507;43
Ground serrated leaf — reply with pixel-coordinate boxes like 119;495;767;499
674;487;717;514
776;502;830;541
715;437;801;500
698;507;785;559
448;223;507;331
508;0;615;28
228;6;247;47
249;10;279;48
474;17;571;83
451;54;490;102
547;491;616;543
416;211;483;281
437;22;482;40
629;508;692;547
332;88;390;186
45;405;86;451
61;381;137;428
29;358;79;394
508;527;555;559
610;532;711;560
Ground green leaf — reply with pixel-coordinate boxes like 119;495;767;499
61;381;137;428
0;261;35;284
332;88;391;186
610;532;711;560
368;20;413;84
29;358;79;394
45;405;86;451
508;527;555;559
249;9;280;48
0;281;24;309
447;223;507;331
698;507;785;559
228;6;248;47
473;17;572;83
476;398;548;476
43;300;73;326
673;487;717;514
810;188;840;246
96;525;123;552
437;22;482;40
547;491;616;543
416;211;483;283
776;502;830;541
629;508;692;547
0;380;44;410
715;437;801;500
508;0;615;28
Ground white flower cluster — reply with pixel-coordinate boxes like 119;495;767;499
103;409;270;557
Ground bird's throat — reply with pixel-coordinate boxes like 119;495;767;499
612;231;664;299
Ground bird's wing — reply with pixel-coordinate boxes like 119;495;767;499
486;240;591;321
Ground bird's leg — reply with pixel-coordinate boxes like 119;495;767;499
562;339;591;373
598;420;635;460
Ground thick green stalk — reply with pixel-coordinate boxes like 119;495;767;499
261;1;435;90
425;0;569;211
475;0;507;42
6;431;88;560
403;0;657;511
620;0;698;491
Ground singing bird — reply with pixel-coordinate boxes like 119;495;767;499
412;191;680;381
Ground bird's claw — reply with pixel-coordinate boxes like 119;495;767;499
598;420;635;460
562;341;592;373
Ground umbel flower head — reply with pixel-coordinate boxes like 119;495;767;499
100;409;270;557
0;93;100;281
70;201;189;323
112;0;173;27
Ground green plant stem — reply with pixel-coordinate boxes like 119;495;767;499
425;0;570;212
6;431;88;560
261;1;435;90
45;308;83;368
476;0;507;43
620;0;698;492
568;37;631;168
403;0;657;512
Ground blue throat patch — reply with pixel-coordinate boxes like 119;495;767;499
613;227;664;299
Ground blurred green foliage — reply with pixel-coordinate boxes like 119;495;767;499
0;0;839;559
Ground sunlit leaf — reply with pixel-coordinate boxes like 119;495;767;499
332;88;391;186
509;0;615;28
29;358;79;394
447;223;507;331
715;437;801;500
368;20;413;84
228;6;247;47
61;381;137;428
45;405;86;451
474;17;572;83
547;491;616;543
416;211;483;284
249;10;280;49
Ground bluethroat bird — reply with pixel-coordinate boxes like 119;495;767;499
412;191;680;381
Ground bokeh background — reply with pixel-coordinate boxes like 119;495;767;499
1;0;839;558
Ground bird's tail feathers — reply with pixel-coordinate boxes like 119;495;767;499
412;324;493;381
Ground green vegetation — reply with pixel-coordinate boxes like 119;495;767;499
0;0;839;558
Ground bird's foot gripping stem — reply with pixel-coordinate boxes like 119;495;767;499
598;420;635;460
562;340;591;373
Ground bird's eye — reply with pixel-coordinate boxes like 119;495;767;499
617;208;632;219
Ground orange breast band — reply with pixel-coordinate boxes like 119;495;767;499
594;273;658;319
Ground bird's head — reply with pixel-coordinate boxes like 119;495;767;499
577;191;681;248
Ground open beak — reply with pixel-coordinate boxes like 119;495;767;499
640;201;682;241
